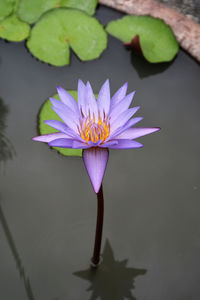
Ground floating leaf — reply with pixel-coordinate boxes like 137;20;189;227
106;15;179;63
17;0;98;24
39;90;82;157
27;8;107;66
13;0;20;12
0;13;30;42
0;0;15;21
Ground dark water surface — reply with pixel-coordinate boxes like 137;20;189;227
0;5;200;300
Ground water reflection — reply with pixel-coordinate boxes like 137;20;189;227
0;202;36;300
74;240;147;300
131;52;172;78
0;98;15;165
0;98;35;299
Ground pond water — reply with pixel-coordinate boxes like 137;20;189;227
0;5;200;300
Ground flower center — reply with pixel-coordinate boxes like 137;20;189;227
78;111;110;144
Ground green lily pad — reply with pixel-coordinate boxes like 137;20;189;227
0;13;30;42
27;8;107;66
17;0;98;24
13;0;20;12
39;90;82;157
0;0;15;21
106;15;179;63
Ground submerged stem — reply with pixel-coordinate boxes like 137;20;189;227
91;184;104;267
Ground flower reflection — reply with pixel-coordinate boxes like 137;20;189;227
0;202;36;300
0;98;15;165
74;240;147;300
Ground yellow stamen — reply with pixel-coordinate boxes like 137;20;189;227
79;111;110;144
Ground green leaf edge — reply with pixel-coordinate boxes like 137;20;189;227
17;0;98;24
0;0;16;21
0;13;30;42
39;90;82;157
106;15;179;63
26;8;107;67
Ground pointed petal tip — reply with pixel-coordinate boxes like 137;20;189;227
94;184;101;194
131;105;140;114
94;185;100;194
43;120;50;125
56;85;65;93
43;120;52;127
108;139;143;149
132;90;136;96
48;138;73;148
49;98;56;106
100;78;110;90
32;133;72;143
119;81;128;92
78;79;85;86
135;105;140;110
32;135;47;142
148;127;161;133
83;148;109;194
136;117;143;123
104;78;110;87
97;79;111;116
86;81;94;93
105;78;110;84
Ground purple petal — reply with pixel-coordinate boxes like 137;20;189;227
108;117;143;141
99;140;118;148
57;86;79;114
77;79;86;116
50;97;68;110
110;82;128;109
109;92;135;121
52;106;79;133
109;117;143;140
110;107;140;134
83;147;109;193
88;140;102;147
123;117;143;129
44;120;71;134
48;138;74;148
97;79;110;117
32;133;71;143
50;97;80;122
44;120;83;140
106;139;143;149
85;82;98;120
72;141;90;149
114;127;160;139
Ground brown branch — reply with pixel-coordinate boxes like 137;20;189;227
99;0;200;62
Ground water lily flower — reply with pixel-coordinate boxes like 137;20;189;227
33;80;160;193
33;79;160;266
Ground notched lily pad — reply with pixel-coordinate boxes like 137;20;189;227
106;15;179;63
0;13;30;42
17;0;98;24
0;0;15;21
124;34;143;54
39;90;82;157
27;8;107;66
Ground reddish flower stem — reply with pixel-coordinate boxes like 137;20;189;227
91;184;104;266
